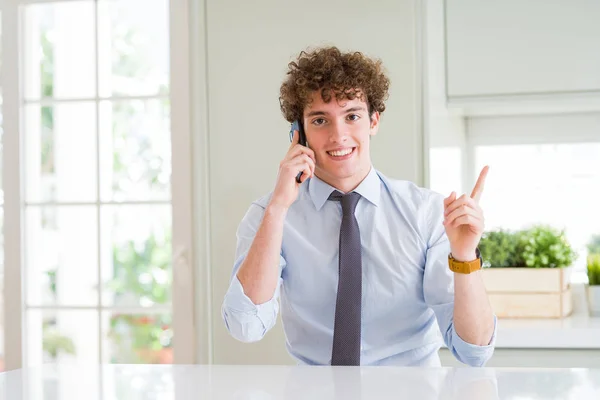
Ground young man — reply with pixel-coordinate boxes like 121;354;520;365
222;46;496;367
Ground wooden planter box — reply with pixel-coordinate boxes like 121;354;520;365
481;267;573;318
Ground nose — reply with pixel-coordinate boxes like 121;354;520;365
328;120;348;143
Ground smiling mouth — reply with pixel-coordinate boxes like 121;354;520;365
327;147;356;157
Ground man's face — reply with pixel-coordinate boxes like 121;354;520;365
303;90;380;191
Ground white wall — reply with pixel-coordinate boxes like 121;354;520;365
194;0;424;364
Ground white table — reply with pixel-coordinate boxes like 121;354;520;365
1;364;599;399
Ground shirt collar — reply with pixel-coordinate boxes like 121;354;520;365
308;166;381;211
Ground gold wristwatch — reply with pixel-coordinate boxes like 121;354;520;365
448;248;482;274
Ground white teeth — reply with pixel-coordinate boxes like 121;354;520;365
328;148;353;157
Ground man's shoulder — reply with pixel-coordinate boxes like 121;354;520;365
375;169;443;206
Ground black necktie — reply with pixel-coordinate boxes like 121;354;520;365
329;191;362;366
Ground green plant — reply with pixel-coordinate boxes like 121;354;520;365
519;225;577;268
588;254;600;286
478;225;578;269
587;234;600;255
107;232;171;305
106;231;172;363
478;229;522;268
42;322;76;359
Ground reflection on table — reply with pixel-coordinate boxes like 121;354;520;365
1;364;599;399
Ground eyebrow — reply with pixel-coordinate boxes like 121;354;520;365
306;106;367;117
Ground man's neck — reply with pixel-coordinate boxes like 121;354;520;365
316;166;372;194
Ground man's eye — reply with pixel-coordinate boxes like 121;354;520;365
313;118;326;125
348;114;360;121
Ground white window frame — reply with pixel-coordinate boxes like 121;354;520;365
1;0;198;370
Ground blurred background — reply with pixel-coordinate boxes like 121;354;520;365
0;0;599;387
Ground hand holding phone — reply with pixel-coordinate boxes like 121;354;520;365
268;120;315;210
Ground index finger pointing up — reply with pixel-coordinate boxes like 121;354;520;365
470;165;489;203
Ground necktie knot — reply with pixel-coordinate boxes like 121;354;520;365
329;191;361;216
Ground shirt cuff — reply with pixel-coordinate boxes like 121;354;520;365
223;274;279;325
450;314;497;367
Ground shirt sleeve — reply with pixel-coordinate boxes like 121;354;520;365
221;202;286;343
421;191;497;367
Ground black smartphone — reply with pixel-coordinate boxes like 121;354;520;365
290;119;307;146
290;120;307;183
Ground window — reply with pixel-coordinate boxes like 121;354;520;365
428;147;462;199
1;0;195;374
429;115;600;284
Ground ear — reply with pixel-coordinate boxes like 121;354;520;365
369;111;380;137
